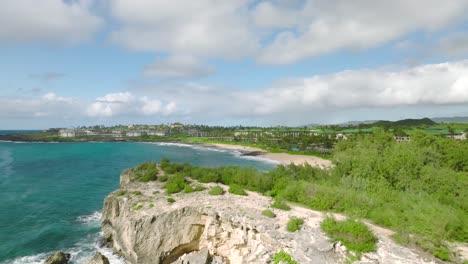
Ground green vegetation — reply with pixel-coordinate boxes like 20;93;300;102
116;190;126;196
149;203;154;208
271;197;291;211
194;185;206;192
163;174;187;194
262;209;276;218
321;217;377;258
228;184;247;196
287;218;304;232
184;184;194;193
133;162;158;182
132;191;141;195
167;197;175;203
151;131;467;261
272;251;297;264
158;175;168;182
208;186;225;195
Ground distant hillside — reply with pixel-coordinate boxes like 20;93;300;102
431;116;468;123
372;118;436;127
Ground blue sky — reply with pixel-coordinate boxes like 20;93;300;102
1;0;468;129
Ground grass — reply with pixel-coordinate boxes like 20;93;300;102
271;197;291;211
272;251;297;264
116;190;126;196
287;218;304;232
132;191;141;195
184;184;194;193
194;185;206;192
229;184;247;196
320;217;377;258
167;197;176;203
209;186;225;195
149;203;154;208
262;209;276;218
158;175;168;182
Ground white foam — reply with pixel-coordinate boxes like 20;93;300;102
76;211;102;226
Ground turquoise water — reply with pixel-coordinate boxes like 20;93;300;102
0;141;276;264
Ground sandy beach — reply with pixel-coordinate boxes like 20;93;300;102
209;143;333;168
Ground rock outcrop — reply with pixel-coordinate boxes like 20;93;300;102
86;252;110;264
101;170;445;264
44;251;70;264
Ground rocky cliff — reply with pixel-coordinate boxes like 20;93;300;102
101;169;444;264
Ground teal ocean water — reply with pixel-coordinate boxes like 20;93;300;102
0;141;276;264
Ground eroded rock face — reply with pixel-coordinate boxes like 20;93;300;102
101;171;445;264
86;252;110;264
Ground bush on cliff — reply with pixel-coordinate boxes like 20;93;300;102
163;174;187;194
209;186;224;195
287;218;304;232
228;184;247;196
272;251;297;264
133;162;158;182
320;217;377;257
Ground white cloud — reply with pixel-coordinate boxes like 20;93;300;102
435;32;468;57
132;60;468;124
109;0;258;59
144;55;214;79
257;0;468;64
0;0;102;44
86;92;178;117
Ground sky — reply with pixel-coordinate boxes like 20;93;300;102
1;0;468;129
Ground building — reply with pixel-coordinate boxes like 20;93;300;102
126;131;147;137
147;130;168;137
187;129;210;137
59;129;86;137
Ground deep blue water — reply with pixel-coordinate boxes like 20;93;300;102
0;141;276;264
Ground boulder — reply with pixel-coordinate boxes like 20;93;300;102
86;252;110;264
44;251;70;264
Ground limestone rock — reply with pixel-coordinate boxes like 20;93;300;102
100;170;447;264
86;252;110;264
172;247;210;264
44;251;70;264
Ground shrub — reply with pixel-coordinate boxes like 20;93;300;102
229;184;247;196
272;251;297;264
116;190;126;196
272;197;290;211
262;209;276;218
184;184;194;193
158;175;168;182
163;175;186;194
209;186;225;195
320;217;377;257
167;197;175;203
194;185;206;192
287;218;304;232
149;203;154;208
134;162;158;182
132;191;141;195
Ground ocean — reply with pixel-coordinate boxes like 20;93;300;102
0;140;277;264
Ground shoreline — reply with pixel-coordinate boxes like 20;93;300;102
0;137;333;168
207;143;333;169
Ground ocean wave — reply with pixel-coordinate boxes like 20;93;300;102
3;231;125;264
76;211;102;226
150;142;280;164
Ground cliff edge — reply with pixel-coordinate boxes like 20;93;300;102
101;167;444;264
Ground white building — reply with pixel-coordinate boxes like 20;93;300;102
59;129;86;137
126;131;147;137
147;130;168;136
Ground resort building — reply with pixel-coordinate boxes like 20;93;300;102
147;130;168;136
126;131;148;137
446;132;467;140
59;129;86;137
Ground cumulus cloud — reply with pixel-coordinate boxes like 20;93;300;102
0;93;80;120
255;0;468;64
109;0;258;59
0;0;102;44
86;92;178;117
144;56;214;79
132;60;468;124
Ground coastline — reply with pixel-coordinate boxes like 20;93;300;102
207;143;333;168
